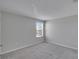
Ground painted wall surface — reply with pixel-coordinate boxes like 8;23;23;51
0;12;1;53
1;12;44;52
0;56;1;59
46;15;78;49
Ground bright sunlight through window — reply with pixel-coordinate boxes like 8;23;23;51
36;22;44;37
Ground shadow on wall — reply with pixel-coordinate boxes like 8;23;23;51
46;15;78;49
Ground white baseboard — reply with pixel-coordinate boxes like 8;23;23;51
47;40;78;51
0;41;43;55
0;40;77;55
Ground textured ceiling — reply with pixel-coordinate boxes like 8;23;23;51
0;0;78;20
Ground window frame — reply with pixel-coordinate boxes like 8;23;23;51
36;21;44;37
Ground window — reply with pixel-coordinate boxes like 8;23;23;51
36;22;44;37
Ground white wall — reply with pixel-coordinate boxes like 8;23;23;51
1;12;44;53
0;56;1;59
46;15;78;49
0;12;2;52
0;12;1;43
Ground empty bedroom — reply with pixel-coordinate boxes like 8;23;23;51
0;0;78;59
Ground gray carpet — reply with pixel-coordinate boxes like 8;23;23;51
1;43;78;59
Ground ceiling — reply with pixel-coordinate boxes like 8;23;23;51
0;0;78;20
